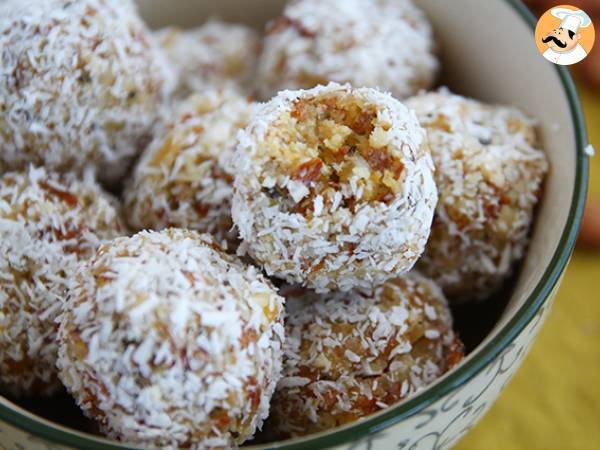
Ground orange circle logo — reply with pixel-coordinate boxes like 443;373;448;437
535;5;595;66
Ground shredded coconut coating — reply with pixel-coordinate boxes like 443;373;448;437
0;0;175;185
0;167;124;397
57;229;285;449
406;90;549;302
265;272;464;438
233;83;437;292
124;90;255;250
256;0;438;100
156;20;261;98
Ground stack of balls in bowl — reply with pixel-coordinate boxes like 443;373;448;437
0;0;549;448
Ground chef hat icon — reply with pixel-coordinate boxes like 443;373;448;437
551;7;592;33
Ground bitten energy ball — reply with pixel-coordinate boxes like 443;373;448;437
157;20;261;97
0;0;174;184
406;90;549;301
57;229;285;449
233;83;437;292
124;90;255;248
257;0;438;100
266;273;464;438
0;167;124;396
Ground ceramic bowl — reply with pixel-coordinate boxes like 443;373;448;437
0;0;589;449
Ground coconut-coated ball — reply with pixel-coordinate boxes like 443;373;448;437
124;90;255;249
57;229;285;449
256;0;438;100
0;166;124;396
265;273;464;438
406;90;549;302
0;0;174;185
233;83;437;292
157;20;261;97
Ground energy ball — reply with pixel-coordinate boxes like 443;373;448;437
57;229;285;449
266;273;464;438
124;90;255;249
406;90;549;301
0;167;124;396
233;83;437;292
0;0;174;184
256;0;438;100
157;20;261;97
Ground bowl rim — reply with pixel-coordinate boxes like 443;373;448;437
0;1;590;449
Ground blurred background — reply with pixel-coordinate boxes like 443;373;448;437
456;1;599;449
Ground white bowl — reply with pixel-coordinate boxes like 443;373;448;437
0;1;588;449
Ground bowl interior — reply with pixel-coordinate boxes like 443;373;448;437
136;0;579;359
0;1;585;449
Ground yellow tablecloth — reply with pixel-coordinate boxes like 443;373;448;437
455;83;600;450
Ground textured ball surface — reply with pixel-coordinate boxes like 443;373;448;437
124;90;255;249
406;90;549;301
266;273;464;438
57;229;285;449
157;20;261;97
256;0;438;100
0;0;174;184
0;167;124;396
233;83;437;292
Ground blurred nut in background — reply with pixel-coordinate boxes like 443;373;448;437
578;199;600;249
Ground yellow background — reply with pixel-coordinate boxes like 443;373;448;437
455;82;600;450
535;5;596;54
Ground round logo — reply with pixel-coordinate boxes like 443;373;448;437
535;4;595;66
